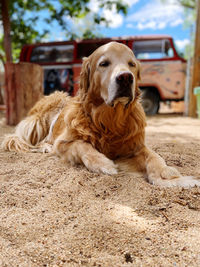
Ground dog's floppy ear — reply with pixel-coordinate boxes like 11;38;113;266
80;57;90;96
137;60;141;80
135;60;142;100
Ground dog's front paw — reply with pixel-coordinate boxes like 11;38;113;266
82;153;118;175
160;166;181;180
148;165;180;183
148;166;200;187
100;160;118;175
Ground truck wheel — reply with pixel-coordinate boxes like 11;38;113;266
141;89;160;115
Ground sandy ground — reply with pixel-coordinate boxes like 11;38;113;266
0;111;200;267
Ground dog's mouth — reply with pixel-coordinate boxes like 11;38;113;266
105;72;135;108
110;86;134;108
110;96;133;108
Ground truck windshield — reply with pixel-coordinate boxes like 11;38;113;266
30;45;74;63
133;39;174;59
76;42;108;59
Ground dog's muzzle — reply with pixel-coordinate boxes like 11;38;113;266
106;71;135;107
115;71;134;99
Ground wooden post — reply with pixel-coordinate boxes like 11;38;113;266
1;0;12;62
188;0;200;117
5;62;44;125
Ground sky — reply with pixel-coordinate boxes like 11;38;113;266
0;0;192;53
46;0;192;53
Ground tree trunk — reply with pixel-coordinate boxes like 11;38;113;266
1;0;12;62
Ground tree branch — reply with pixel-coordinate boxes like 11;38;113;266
177;0;195;9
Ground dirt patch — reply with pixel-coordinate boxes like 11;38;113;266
0;112;200;267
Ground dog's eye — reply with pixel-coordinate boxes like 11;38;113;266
99;60;110;67
128;61;136;67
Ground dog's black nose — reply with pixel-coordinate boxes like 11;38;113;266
116;72;133;86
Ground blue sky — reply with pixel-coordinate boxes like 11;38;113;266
44;0;192;52
100;0;190;41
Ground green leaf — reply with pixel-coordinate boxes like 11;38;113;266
0;0;128;62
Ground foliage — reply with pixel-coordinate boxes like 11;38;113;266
0;0;128;62
161;0;195;10
176;0;195;9
161;0;197;31
161;0;197;58
179;0;197;59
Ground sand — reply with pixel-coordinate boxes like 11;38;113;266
0;112;200;267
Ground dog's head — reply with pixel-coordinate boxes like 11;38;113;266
80;41;141;107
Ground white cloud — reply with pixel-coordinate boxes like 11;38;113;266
137;20;168;30
70;6;123;30
170;18;184;27
102;7;124;28
88;0;99;13
175;39;190;50
126;0;184;30
126;23;134;29
123;0;139;6
89;0;139;9
88;0;139;29
66;0;140;32
69;13;100;37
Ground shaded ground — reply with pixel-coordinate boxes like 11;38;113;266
0;112;200;267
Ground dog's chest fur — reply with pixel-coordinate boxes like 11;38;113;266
52;100;146;160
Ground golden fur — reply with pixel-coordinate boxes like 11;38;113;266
2;42;200;187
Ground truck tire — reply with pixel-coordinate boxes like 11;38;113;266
141;89;160;115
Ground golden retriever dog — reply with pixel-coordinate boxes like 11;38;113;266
2;42;199;187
